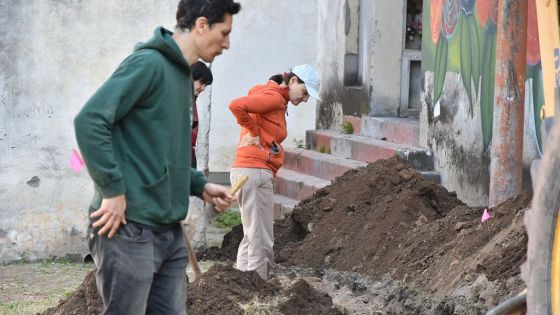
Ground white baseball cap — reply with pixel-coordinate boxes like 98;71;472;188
292;64;321;101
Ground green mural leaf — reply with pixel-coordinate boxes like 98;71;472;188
532;64;545;153
480;22;497;151
468;15;481;96
433;34;448;104
460;15;474;116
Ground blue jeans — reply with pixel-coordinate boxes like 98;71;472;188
88;210;188;315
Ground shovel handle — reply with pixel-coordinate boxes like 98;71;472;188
230;175;249;195
181;224;201;277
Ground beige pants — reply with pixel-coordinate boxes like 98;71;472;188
230;168;274;279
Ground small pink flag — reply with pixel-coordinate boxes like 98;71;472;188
481;208;491;222
69;149;85;173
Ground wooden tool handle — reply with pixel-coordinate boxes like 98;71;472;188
181;225;201;277
230;175;249;195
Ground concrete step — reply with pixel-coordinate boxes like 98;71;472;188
306;130;433;170
360;116;419;147
275;168;330;201
273;194;299;220
419;171;441;184
283;148;367;180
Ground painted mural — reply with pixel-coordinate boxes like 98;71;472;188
422;0;545;152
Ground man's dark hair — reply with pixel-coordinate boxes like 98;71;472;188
176;0;241;30
191;61;213;85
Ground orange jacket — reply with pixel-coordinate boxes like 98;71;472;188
229;81;289;175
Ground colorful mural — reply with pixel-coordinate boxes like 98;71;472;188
423;0;545;151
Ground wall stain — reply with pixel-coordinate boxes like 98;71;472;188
26;176;41;188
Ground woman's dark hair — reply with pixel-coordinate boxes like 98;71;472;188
269;72;304;85
176;0;241;31
192;61;213;85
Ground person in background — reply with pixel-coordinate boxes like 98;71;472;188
191;61;213;168
228;64;321;280
74;0;240;313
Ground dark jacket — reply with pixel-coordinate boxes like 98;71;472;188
74;27;207;228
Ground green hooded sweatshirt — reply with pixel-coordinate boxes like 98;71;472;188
74;27;207;228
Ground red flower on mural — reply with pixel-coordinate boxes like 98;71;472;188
526;0;540;65
431;0;443;43
477;0;490;26
442;0;460;39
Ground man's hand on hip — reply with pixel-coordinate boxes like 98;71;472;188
202;183;234;213
91;194;127;238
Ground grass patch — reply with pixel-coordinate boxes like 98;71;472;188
214;209;241;229
341;120;354;134
292;138;306;149
0;299;62;314
0;261;94;315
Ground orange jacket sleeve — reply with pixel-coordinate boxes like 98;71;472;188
228;91;285;137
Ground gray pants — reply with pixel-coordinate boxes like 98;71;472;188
230;168;274;279
88;211;188;315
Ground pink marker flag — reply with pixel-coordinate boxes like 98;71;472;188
69;149;85;173
481;208;491;223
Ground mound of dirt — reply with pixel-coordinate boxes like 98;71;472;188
42;270;103;315
275;157;463;274
196;224;242;262
187;262;279;314
278;278;342;315
41;263;341;315
273;156;529;297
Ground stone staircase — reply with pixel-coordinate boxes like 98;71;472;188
273;115;439;219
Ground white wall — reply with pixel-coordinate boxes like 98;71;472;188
207;0;319;172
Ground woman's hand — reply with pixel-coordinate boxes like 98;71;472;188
238;134;262;148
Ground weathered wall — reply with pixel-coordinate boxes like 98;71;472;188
421;0;542;206
316;0;346;129
0;1;177;263
316;0;373;129
207;0;319;172
369;0;406;116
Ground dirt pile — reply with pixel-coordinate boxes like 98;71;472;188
42;270;103;315
273;157;529;297
196;224;242;262
41;263;341;315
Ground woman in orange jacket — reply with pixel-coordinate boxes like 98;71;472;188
228;64;321;279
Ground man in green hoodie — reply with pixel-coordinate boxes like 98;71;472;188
74;0;241;313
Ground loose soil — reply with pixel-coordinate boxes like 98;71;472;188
42;263;341;315
42;157;531;314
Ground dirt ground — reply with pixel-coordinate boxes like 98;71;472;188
0;260;94;315
41;157;530;314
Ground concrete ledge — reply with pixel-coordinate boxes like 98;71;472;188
360;116;419;146
275;168;330;201
307;130;425;164
283;148;367;180
273;194;299;220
